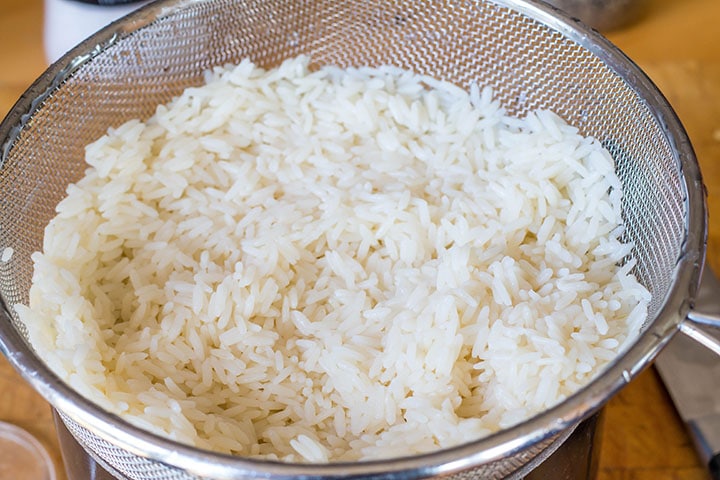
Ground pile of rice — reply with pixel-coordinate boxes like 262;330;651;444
16;56;650;462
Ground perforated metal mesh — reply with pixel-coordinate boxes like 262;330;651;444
57;409;566;480
0;0;700;479
59;411;201;480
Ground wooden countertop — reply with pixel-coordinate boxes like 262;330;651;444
0;0;718;479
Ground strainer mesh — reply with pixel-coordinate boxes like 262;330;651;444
59;411;201;480
0;0;689;478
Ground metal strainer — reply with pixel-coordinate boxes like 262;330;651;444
0;0;718;479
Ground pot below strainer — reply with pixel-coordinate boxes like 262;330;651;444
0;0;718;479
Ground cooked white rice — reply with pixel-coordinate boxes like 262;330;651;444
16;56;650;462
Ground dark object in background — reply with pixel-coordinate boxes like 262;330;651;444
543;0;646;31
69;0;146;4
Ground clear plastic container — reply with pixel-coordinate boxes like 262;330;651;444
0;421;56;480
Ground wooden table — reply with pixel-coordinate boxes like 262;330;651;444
0;0;718;479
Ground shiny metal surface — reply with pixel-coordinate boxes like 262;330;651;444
0;0;707;478
53;411;121;480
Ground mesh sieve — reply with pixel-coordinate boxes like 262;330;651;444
0;0;705;479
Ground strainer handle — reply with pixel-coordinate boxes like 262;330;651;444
679;318;720;356
654;266;720;477
682;263;720;356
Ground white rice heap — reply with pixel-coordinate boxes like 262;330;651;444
17;56;650;462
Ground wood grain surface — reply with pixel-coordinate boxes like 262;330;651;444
0;0;718;479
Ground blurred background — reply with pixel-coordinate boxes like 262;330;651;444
0;0;718;479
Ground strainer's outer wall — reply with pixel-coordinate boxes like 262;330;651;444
0;0;704;479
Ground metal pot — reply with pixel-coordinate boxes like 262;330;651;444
541;0;647;31
0;0;718;478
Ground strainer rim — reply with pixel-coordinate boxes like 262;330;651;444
0;0;706;478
